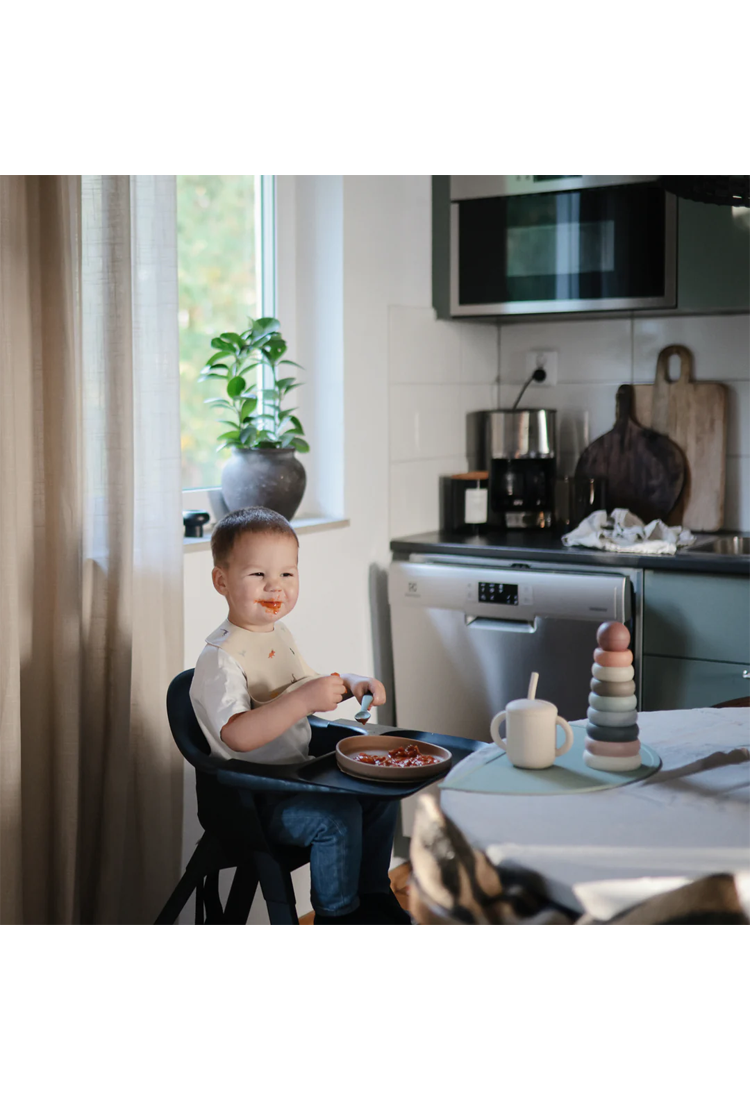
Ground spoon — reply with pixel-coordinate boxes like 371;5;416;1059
355;693;374;724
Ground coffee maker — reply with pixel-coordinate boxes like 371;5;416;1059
485;409;556;529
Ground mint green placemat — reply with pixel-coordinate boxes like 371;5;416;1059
440;725;661;795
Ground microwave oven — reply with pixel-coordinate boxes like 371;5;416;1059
448;176;677;317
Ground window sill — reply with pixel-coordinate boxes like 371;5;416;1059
183;515;350;553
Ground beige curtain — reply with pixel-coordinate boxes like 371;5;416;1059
0;175;184;923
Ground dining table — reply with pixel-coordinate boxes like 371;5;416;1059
437;707;750;918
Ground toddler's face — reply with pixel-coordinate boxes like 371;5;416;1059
213;532;299;631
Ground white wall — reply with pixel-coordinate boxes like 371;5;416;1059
498;313;750;530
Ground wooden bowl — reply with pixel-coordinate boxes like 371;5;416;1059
335;734;452;783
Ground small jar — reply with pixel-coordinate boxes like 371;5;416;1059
439;472;489;535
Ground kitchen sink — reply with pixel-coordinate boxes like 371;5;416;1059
687;535;750;555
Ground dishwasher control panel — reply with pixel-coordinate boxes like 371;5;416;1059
478;581;518;606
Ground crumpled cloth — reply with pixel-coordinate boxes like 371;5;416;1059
562;508;695;555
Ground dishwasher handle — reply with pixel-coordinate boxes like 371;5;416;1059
465;615;538;633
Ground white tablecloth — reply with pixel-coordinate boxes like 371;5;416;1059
440;708;750;915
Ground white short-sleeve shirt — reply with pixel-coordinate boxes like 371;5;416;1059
190;618;319;766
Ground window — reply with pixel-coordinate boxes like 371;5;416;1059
177;175;275;490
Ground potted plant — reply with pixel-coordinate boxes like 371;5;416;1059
200;317;309;520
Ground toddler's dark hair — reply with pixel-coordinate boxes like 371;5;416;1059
211;507;299;568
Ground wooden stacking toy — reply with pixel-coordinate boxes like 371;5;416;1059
583;621;641;772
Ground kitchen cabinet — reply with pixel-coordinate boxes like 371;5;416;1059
642;570;750;708
432;176;750;320
643;655;749;710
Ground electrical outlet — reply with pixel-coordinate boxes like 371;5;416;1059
525;349;558;387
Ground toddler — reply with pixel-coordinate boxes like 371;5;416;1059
190;506;410;926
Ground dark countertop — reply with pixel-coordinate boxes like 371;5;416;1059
390;529;750;576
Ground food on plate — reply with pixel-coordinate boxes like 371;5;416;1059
353;743;440;768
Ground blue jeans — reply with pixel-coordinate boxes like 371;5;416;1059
257;793;398;917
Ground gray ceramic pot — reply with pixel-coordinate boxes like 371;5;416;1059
220;447;307;521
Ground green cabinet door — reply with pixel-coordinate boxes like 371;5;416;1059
643;571;750;665
643;655;750;710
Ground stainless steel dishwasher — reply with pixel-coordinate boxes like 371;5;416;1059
389;553;642;741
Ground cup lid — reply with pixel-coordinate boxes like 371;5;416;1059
507;698;556;712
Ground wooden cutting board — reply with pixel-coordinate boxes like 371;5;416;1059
575;384;686;524
632;345;728;531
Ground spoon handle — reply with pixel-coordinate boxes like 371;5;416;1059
355;693;374;723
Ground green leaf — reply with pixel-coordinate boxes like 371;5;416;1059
239;397;258;420
205;398;235;409
253;317;281;339
206;351;231;366
276;376;297;393
255;440;279;449
227;376;246;399
211;337;235;352
264;335;287;362
237;361;260;377
217;430;241;442
281;415;303;434
220;332;243;349
291;437;310;453
239;424;257;446
261;389;281;401
281;381;302;394
279;359;305;370
278;432;297;448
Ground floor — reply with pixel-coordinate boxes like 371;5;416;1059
299;862;411;924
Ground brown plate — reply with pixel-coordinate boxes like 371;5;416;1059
335;734;452;783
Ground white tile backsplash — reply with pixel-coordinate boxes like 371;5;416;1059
389;455;468;538
633;314;750;382
388;305;461;385
500;312;750;531
389;384;465;463
459;321;500;384
499;318;633;385
460;383;498;425
386;309;749;539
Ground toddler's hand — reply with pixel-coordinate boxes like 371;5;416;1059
354;678;387;709
303;674;347;714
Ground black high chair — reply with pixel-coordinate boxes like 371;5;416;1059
155;668;483;925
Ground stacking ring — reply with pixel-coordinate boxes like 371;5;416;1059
593;648;633;668
592;663;635;683
587;707;638;727
590;678;636;697
584;737;641;757
586;722;640;742
588;692;637;712
583;749;642;772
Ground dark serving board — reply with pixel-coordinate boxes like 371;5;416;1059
575;384;686;523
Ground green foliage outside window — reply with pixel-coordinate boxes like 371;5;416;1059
177;175;260;488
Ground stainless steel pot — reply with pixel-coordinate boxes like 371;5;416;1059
487;409;556;459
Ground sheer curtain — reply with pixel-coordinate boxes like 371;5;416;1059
0;175;184;924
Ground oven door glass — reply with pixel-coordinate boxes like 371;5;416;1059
453;182;675;314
